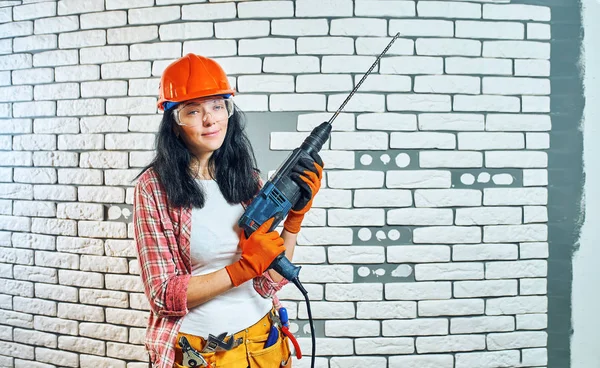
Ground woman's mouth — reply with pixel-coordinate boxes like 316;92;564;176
202;130;220;137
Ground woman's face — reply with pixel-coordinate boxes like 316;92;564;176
175;96;230;156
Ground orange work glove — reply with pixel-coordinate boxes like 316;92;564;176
283;151;324;234
225;218;286;287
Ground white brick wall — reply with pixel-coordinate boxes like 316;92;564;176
0;0;554;367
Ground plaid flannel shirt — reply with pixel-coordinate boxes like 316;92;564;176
133;168;288;368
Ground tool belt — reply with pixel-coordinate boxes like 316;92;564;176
174;309;294;368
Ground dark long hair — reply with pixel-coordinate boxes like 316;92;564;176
137;104;261;209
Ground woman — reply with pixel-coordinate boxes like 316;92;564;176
133;53;323;368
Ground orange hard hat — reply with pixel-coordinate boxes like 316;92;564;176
157;53;235;111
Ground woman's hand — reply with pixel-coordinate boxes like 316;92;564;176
225;218;286;287
283;151;324;234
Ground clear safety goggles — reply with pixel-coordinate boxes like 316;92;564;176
172;97;234;127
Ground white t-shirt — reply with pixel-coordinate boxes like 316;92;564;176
178;179;272;338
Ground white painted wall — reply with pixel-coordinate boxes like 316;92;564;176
571;0;600;367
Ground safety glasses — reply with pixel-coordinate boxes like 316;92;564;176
173;98;234;127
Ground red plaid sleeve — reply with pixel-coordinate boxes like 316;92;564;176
134;176;191;317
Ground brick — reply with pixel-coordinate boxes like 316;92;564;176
0;184;33;200
14;265;57;284
33;50;78;67
33;118;78;134
520;242;549;259
55;65;100;82
417;335;485;353
59;30;106;49
58;302;104;322
387;170;451;189
451;316;514;335
456;21;524;39
12;232;55;250
238;1;293;18
102;61;151;79
13;296;56;316
80;45;128;64
326;283;382;301
0;152;33;167
325;320;380;338
269;93;325;112
106;308;147;327
59;336;105;356
181;3;236;20
454;95;520;112
486;260;547;279
56;236;104;255
455;350;520;368
389;355;453;368
515;59;550;77
388;245;450;263
57;99;105;117
81;81;128;98
419;299;484;317
415;262;483;280
0;215;31;232
391;132;454;149
484;188;547;206
484;224;547;242
483;41;550;59
271;19;328;36
388;208;452;226
483;77;550;95
517;314;547;330
520;278;547;295
58;0;104;15
331;18;387;36
417;1;480;18
34;284;77;303
13;34;57;52
416;38;481;56
33;151;79;167
355;0;415;16
355;337;414;355
486;151;547;168
455;280;518;298
356;113;415;131
81;11;126;29
486;114;551;131
528;23;551;40
415;75;480;94
386;282;451;301
14;328;57;348
213;57;263;75
420;151;482;168
160;22;213;41
381;56;443;75
0;21;33;39
487;331;547;350
106;0;153;9
0;54;32;71
0;85;33;102
59;269;103;288
34;83;79;101
215;20;269;39
446;57;512;76
107;26;158;44
12;68;54;85
390;20;453;37
0;278;34;297
297;37;354;55
239;38;295;56
484;4;550;21
383;319;448;336
296;0;352;17
327;93;384;112
32;218;77;236
128;6;180;24
0;341;34;360
523;96;550;113
14;168;57;184
34;15;78;34
459;132;524;150
456;207;521;225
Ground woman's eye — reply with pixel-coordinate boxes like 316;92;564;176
187;110;198;115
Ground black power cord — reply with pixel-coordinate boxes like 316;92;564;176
292;278;315;368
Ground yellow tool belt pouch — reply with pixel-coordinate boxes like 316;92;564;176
174;309;291;368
